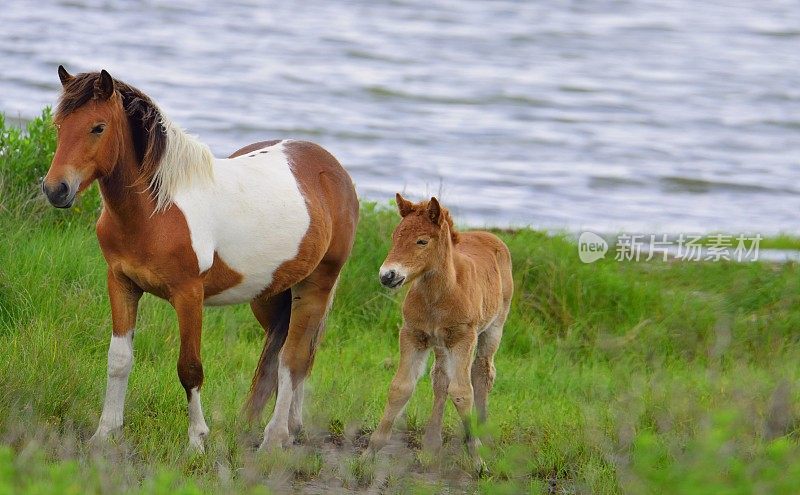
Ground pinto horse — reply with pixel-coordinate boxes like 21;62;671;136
366;194;513;473
42;67;359;452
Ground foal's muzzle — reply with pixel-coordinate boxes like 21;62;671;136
379;268;406;289
42;180;76;208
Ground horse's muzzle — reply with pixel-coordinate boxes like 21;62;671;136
42;180;76;208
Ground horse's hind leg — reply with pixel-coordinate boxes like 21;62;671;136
472;316;504;424
259;260;341;450
422;347;449;452
247;290;292;423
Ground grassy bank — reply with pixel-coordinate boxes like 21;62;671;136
1;110;799;494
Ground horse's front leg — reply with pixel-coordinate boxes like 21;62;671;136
171;284;210;453
90;269;142;444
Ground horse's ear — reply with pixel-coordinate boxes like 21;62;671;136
94;69;115;100
396;193;414;217
57;65;73;87
427;197;441;225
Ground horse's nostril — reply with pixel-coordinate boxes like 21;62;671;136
43;179;74;207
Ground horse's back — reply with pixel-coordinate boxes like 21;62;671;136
175;140;357;305
232;140;358;228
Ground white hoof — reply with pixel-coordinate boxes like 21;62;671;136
88;425;120;447
188;425;209;453
259;427;291;451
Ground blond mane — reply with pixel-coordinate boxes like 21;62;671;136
148;116;214;212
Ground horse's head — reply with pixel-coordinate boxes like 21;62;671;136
43;66;127;208
379;193;459;289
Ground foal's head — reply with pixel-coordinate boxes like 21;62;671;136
379;194;460;288
43;66;165;208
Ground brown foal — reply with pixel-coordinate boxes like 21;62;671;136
366;194;513;473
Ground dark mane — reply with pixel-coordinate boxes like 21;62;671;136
55;72;166;179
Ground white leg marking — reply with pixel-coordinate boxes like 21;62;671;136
289;379;304;434
260;360;293;449
187;387;210;452
92;332;133;441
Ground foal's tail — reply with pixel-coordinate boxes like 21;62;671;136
245;289;292;423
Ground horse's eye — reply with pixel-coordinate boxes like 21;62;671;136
416;239;428;245
91;124;106;135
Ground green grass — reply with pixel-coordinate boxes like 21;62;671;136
1;110;799;493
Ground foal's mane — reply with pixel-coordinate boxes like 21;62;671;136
56;72;214;212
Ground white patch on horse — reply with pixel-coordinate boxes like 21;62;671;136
93;332;133;439
173;141;311;305
187;387;210;451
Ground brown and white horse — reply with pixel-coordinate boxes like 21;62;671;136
366;194;513;473
42;67;359;452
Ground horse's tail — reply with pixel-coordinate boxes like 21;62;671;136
245;289;292;423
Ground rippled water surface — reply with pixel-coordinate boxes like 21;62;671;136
1;0;799;232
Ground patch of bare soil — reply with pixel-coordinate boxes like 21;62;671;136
262;424;476;494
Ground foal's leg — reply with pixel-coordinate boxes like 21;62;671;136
446;331;483;472
260;270;338;450
422;347;449;452
90;271;141;443
367;327;430;455
472;319;504;424
171;285;209;452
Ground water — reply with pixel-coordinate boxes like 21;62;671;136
1;0;799;233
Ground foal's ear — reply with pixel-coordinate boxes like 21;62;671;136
94;69;115;100
427;197;441;225
57;65;73;86
396;193;414;217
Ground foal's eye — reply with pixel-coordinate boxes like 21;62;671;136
416;239;428;245
90;124;106;135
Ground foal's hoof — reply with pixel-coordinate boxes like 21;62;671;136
422;432;443;453
360;446;378;464
477;460;490;479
